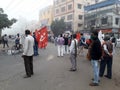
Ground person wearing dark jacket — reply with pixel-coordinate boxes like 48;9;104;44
33;32;39;56
99;36;113;79
63;34;69;54
89;30;102;86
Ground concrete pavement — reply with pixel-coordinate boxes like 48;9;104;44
0;43;120;90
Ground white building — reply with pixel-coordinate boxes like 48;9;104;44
84;0;120;34
53;0;95;32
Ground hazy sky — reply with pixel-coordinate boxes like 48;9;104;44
0;0;53;21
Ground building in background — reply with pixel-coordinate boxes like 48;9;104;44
53;0;95;32
39;5;53;30
84;0;120;36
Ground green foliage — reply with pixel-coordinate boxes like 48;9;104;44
51;19;66;36
11;18;17;24
0;13;12;29
0;8;17;38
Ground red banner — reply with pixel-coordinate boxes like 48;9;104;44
35;26;48;48
76;32;81;41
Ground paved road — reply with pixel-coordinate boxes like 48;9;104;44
0;43;120;90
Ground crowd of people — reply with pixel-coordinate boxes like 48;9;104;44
54;30;114;86
1;29;116;87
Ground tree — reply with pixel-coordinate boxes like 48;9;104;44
51;19;66;36
0;8;17;38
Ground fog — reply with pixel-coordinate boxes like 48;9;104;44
2;17;40;36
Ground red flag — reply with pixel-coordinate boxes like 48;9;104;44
76;32;81;41
35;27;48;48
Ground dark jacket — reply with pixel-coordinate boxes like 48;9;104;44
64;37;68;45
102;41;113;58
33;35;38;46
90;38;102;60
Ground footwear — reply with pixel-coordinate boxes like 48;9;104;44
31;73;34;75
34;54;39;56
23;75;31;78
99;75;103;77
91;78;100;82
104;75;111;79
89;82;99;86
69;68;77;72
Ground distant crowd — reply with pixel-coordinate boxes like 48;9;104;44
53;30;116;86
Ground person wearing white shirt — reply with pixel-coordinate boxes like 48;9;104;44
22;30;34;78
69;34;78;71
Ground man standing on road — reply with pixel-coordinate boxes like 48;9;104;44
89;30;102;86
22;30;34;78
63;34;69;54
69;34;78;71
3;34;9;48
33;32;39;56
99;36;113;79
15;33;20;50
57;34;64;57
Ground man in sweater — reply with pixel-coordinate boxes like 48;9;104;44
99;36;113;79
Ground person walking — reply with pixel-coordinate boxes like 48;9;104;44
99;36;113;79
3;34;9;48
57;34;64;57
89;30;102;86
69;34;78;71
22;30;34;78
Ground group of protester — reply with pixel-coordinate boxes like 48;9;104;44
2;29;114;87
1;30;39;78
54;30;114;86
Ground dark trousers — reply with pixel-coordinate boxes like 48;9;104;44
3;41;9;48
23;56;33;76
34;45;39;56
99;57;113;78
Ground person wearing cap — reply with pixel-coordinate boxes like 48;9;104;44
99;36;113;79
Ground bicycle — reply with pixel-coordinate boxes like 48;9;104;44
11;44;23;55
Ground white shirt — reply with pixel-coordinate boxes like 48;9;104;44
23;35;34;56
70;39;78;53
